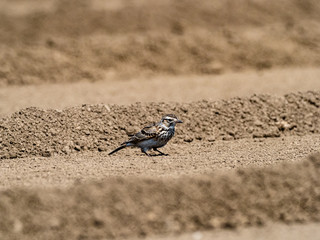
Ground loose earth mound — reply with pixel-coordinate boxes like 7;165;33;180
1;91;319;159
0;154;319;239
1;0;320;85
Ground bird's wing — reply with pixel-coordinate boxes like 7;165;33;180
126;122;160;144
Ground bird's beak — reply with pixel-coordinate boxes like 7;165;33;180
176;119;183;123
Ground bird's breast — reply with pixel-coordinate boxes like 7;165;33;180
157;128;175;141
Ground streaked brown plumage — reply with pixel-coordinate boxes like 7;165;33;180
109;114;183;156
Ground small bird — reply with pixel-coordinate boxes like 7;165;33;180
108;114;183;156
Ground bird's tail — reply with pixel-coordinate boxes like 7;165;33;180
108;144;127;155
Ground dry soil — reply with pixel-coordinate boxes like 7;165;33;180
1;92;320;239
1;0;320;239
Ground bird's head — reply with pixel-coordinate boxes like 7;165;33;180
161;114;183;127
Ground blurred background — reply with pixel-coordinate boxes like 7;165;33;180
0;0;320;115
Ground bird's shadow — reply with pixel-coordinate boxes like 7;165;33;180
144;153;169;157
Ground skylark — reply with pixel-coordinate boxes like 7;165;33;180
109;114;183;156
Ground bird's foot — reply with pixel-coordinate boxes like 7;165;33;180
153;149;169;156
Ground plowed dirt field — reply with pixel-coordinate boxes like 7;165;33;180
1;89;320;240
1;0;320;239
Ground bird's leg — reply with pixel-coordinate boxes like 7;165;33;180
141;149;150;156
153;148;168;156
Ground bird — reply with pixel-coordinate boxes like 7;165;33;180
108;114;183;156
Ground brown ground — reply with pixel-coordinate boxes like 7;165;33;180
1;0;320;86
1;134;319;190
1;1;320;240
1;152;320;240
1;91;320;240
1;67;320;118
